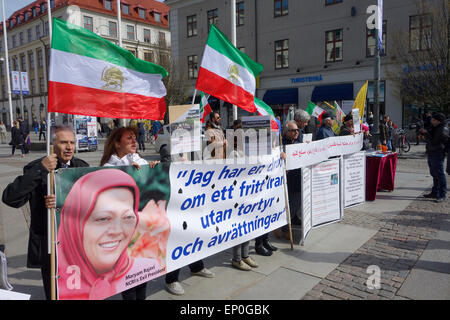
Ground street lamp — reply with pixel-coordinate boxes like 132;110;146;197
1;0;14;128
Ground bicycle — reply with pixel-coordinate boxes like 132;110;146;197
396;128;411;154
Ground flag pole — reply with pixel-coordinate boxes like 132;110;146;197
46;0;56;301
1;0;14;127
231;0;237;121
117;0;126;127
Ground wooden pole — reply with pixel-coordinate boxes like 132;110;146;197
279;130;294;250
49;145;56;300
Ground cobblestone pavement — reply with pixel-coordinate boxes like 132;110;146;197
303;177;450;300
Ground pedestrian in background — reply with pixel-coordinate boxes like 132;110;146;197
39;120;46;141
137;121;146;152
379;115;390;147
0;121;6;144
10;121;25;158
420;113;449;203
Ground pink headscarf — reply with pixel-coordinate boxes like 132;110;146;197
57;169;140;300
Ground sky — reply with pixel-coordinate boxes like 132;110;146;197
1;0;165;19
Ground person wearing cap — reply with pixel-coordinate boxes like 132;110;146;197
339;113;354;136
316;112;336;140
419;112;449;203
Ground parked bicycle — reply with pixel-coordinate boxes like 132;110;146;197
396;128;411;154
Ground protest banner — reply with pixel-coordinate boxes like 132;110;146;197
54;150;286;300
241;116;272;157
286;134;363;170
343;151;366;207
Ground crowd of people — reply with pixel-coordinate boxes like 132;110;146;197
1;106;448;300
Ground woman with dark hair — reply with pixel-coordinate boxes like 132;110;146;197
10;121;25;158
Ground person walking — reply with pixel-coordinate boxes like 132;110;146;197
2;125;89;299
10;121;25;158
39;120;46;141
420;113;449;203
0;121;7;144
137;121;146;152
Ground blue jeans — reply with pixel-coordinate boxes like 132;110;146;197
427;154;447;198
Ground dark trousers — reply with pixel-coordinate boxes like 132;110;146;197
282;190;301;232
138;136;145;151
121;283;147;300
11;144;25;155
255;233;268;246
428;154;447;198
41;257;52;300
39;132;46;141
165;260;204;284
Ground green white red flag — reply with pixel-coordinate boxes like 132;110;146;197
254;97;279;131
306;101;325;122
200;92;212;123
48;18;168;120
195;24;263;113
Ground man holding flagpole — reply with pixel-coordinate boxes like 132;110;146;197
2;126;89;300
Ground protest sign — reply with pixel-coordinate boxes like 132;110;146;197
352;108;361;133
311;158;342;227
241;116;272;157
169;104;201;155
74;115;97;151
286;134;363;170
343;151;366;207
54;151;286;299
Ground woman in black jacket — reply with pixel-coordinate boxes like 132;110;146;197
10;120;25;158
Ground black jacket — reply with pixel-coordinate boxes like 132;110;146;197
339;125;352;136
424;123;449;156
10;127;24;146
2;157;89;268
282;136;302;193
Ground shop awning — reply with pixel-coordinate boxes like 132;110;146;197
311;83;353;102
263;88;298;105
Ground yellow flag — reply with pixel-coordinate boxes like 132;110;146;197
353;81;368;120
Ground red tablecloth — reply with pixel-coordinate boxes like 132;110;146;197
366;152;397;201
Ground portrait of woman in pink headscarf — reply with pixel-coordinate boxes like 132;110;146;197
57;169;168;300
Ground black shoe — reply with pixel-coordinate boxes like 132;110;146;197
423;193;437;199
435;198;445;203
255;244;272;256
263;239;278;252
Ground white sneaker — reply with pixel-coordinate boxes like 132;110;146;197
191;268;215;278
165;281;185;295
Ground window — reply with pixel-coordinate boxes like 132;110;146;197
27;28;33;42
122;4;130;15
154;13;161;22
139;8;146;19
366;21;386;57
159;32;166;48
275;39;289;69
29;53;34;70
144;29;151;43
188;55;198;79
21;55;26;71
12;35;16;48
83;16;93;32
108;21;117;37
127;25;135;40
40;3;46;13
207;9;218;31
187;15;197;37
236;1;244;26
32;8;37;17
36;25;41;39
325;29;343;62
24;12;29;21
19;32;24;46
409;14;432;51
50;0;54;8
39;77;45;93
9;19;14;28
12;57;18;71
17;16;21;25
104;0;112;11
144;51;154;62
38;49;43;67
274;0;288;17
325;0;343;5
31;79;36;94
159;53;169;66
44;22;49;36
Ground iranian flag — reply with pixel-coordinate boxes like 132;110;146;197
254;97;279;131
196;24;263;113
306;101;325;122
200;92;212;123
48;18;168;120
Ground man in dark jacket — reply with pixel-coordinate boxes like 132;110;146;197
316;112;336;140
2;125;89;299
420;113;449;203
379;115;390;146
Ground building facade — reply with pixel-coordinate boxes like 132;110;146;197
167;0;444;128
0;0;170;128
